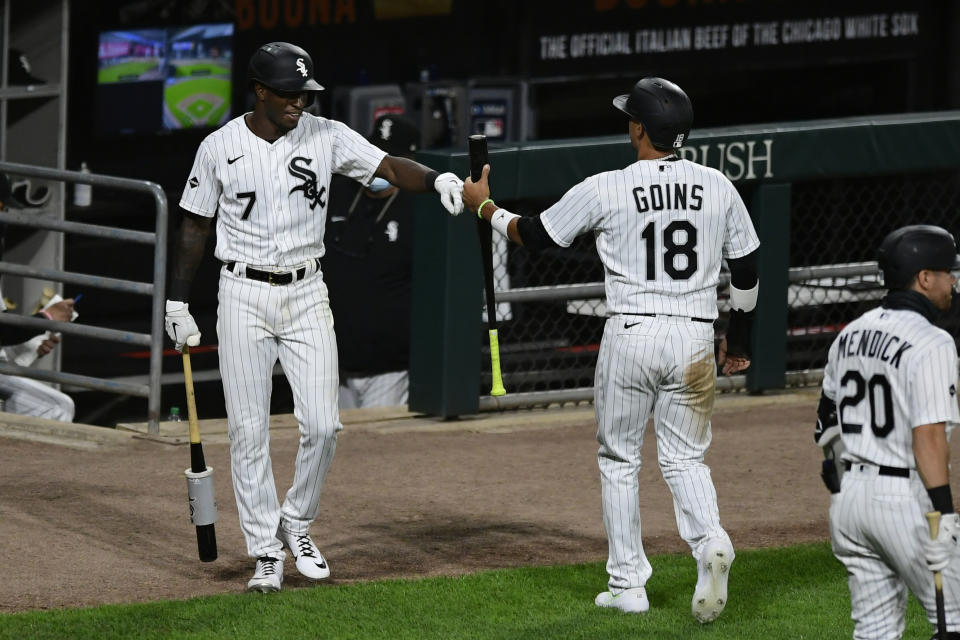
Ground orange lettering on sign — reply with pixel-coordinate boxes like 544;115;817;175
595;0;619;9
285;0;304;26
309;0;330;25
334;0;355;23
236;0;256;29
260;0;279;28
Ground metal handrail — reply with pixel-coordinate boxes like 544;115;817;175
479;261;884;408
492;261;882;303
0;161;168;434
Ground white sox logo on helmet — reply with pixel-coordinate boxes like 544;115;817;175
379;119;393;140
296;57;308;77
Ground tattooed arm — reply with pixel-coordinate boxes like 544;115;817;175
168;209;213;303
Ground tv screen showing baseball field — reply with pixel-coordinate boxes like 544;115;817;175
97;23;233;134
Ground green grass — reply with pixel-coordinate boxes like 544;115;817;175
174;63;231;77
0;543;934;640
163;77;231;127
97;61;160;83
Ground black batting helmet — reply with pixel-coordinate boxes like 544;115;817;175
877;224;960;289
613;77;693;151
248;42;324;94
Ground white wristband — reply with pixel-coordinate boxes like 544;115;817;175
729;280;758;312
490;207;519;238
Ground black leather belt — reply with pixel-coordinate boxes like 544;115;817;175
843;460;910;478
225;259;319;286
626;312;713;324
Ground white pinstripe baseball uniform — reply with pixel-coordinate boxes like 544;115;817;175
541;156;759;593
823;302;960;639
180;112;386;561
0;294;74;422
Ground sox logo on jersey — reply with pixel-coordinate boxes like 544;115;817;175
288;157;326;209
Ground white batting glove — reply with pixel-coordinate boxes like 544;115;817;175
923;512;960;572
434;172;464;216
164;300;201;352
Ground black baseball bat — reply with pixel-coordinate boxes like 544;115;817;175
469;134;506;396
183;347;218;562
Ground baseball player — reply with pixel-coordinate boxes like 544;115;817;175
0;174;75;422
816;225;960;639
463;77;760;622
323;115;422;409
164;42;463;593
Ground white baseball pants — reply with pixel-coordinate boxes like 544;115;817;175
218;266;341;559
339;371;408;409
0;373;74;422
830;466;960;639
595;314;732;593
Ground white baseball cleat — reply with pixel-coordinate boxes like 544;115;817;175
280;527;331;581
247;556;283;593
692;540;734;623
594;587;650;613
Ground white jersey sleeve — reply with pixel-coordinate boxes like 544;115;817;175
179;141;220;218
539;176;602;248
722;186;760;259
330;121;388;186
908;333;960;431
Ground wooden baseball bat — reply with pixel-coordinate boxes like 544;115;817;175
183;346;218;562
926;510;948;640
469;134;506;397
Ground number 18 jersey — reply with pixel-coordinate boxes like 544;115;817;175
540;156;759;319
822;306;960;469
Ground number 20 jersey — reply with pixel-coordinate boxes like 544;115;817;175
822;305;960;469
540;156;759;319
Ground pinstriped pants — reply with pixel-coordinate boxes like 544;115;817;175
218;267;341;560
831;468;960;639
0;373;74;422
595;314;732;593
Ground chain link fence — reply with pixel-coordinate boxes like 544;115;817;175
788;170;960;370
481;170;960;396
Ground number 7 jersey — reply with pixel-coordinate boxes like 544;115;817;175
179;113;386;267
539;156;759;319
822;305;960;469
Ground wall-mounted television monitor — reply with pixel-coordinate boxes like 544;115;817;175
95;22;234;135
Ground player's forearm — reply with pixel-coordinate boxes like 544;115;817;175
477;200;523;244
375;156;435;193
914;423;950;489
169;211;212;302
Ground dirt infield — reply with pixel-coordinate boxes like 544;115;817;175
1;389;941;613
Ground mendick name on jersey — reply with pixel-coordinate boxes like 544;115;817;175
633;183;703;213
835;328;913;369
